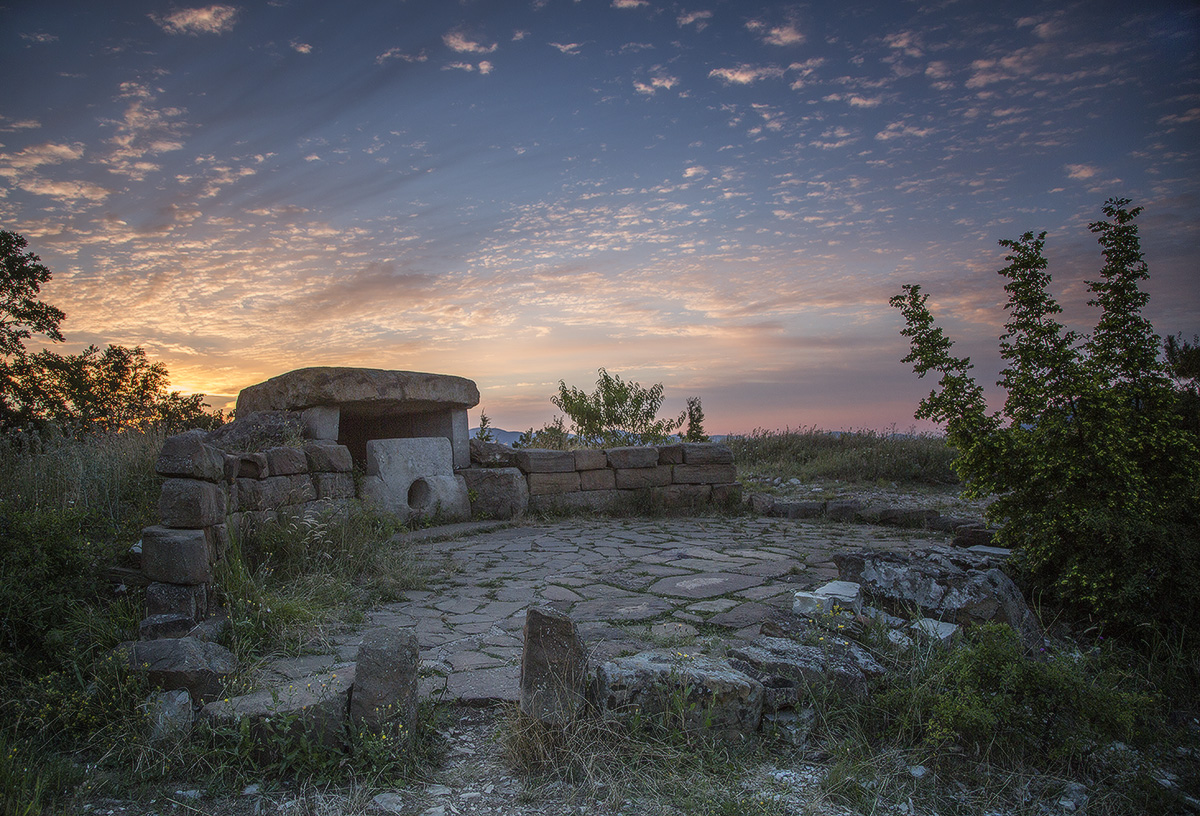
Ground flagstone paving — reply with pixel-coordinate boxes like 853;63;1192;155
263;515;953;704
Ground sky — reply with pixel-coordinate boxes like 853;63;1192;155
2;0;1198;435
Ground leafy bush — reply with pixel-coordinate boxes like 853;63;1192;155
891;199;1200;638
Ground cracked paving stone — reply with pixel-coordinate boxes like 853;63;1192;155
648;571;763;599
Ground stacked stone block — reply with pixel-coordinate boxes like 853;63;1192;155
501;442;740;514
138;429;355;640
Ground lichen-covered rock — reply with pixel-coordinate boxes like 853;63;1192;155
126;637;236;703
521;608;588;725
351;628;418;734
593;651;763;733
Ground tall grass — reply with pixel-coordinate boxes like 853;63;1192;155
725;426;959;486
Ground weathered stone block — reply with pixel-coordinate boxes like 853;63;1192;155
712;483;743;507
234;476;292;511
594;651;763;733
662;483;711;507
314;472;356;501
815;580;863;615
236;453;269;479
825;500;864;521
657;444;684;465
303;442;353;473
363;438;469;521
579;468;616;491
672;464;737;485
207;524;230;563
286;474;317;505
573;449;608;471
201;666;355;750
521;608;587;725
144;688;193;742
682;443;734;465
460;467;528;519
527;471;581;496
529;490;619;514
301;406;340;441
351;628;418;734
146;581;207;620
159;479;225;529
727;636;873;701
515;449;576;473
156;430;224;482
615;466;672;490
470;439;519;468
127;637;236;703
606;446;659;469
139;613;196;640
265;446;308;476
142;526;211;585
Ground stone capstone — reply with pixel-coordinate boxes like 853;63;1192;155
350;628;418;734
593;651;763;733
235;367;479;416
520;608;588;725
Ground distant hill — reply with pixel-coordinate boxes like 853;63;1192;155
470;428;725;446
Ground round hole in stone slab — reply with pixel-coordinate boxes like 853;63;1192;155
407;478;432;512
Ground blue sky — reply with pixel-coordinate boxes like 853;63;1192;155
2;0;1197;433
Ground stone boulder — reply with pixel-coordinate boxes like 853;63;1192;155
460;467;528;520
206;411;304;453
155;430;225;482
727;636;879;706
351;628;418;735
361;437;470;522
833;547;1041;646
520;608;588;725
592;651;763;734
126;637;237;703
201;667;355;753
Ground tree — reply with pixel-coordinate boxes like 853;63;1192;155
474;409;495;442
551;368;686;447
681;396;710;442
6;344;215;433
0;230;65;358
891;199;1199;638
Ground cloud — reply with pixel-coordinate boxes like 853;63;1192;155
612;0;648;8
478;61;494;75
875;121;935;140
683;166;707;179
101;83;188;180
884;31;923;57
0;117;41;132
376;48;427;65
16;177;109;204
151;5;238;35
677;10;712;29
634;74;679;94
290;41;312;54
1065;164;1098;179
0;142;84;173
760;24;804;47
20;32;58;44
550;42;583;55
444;31;498;54
709;65;785;85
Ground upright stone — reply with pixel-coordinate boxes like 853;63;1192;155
351;628;419;734
520;608;588;725
142;527;211;585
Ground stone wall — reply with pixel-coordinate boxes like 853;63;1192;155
139;429;355;639
464;441;741;515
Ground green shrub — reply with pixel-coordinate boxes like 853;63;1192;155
874;625;1154;766
891;199;1200;639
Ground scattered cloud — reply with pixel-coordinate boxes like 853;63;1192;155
1065;164;1098;179
709;64;785;85
16;177;109;204
755;23;804;47
376;48;427;65
634;73;679;95
612;0;648;8
550;42;583;55
875;121;935;140
20;32;59;44
151;5;238;35
290;41;312;54
677;10;712;29
444;30;498;54
0;117;41;132
683;165;707;179
0;142;84;173
478;60;494;75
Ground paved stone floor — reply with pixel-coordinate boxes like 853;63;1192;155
262;515;953;703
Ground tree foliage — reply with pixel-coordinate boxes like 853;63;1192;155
891;199;1199;638
0;230;220;434
551;368;690;447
